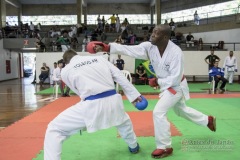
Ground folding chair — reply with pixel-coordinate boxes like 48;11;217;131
52;83;59;99
209;76;226;94
209;76;215;94
116;70;132;93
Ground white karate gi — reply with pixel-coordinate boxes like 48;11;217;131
109;41;208;149
223;56;237;84
49;68;54;85
44;55;140;160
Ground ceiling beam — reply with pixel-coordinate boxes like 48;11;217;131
82;0;87;7
5;0;21;8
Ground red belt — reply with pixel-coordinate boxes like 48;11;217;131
168;75;185;95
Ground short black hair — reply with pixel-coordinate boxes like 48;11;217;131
58;59;64;64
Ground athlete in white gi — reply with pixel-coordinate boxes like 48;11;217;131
95;24;216;158
52;60;70;97
44;49;142;160
223;51;238;84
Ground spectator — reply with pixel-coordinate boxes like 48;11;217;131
209;61;227;93
135;63;147;80
52;36;61;52
68;25;77;38
56;30;71;52
36;23;41;32
223;51;238;84
39;62;50;87
50;25;61;38
97;15;102;31
169;18;175;31
114;35;124;44
148;62;159;90
186;32;194;47
108;14;116;32
100;32;107;42
71;35;79;50
29;22;35;37
198;38;203;50
127;31;136;45
82;35;90;52
164;20;168;25
101;16;106;31
104;23;110;33
194;11;200;25
121;28;128;42
143;31;150;42
35;38;46;52
116;16;121;33
205;49;221;83
122;18;130;30
76;23;83;37
90;30;98;41
116;55;124;70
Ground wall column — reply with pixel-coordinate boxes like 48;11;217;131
155;0;161;25
84;7;87;25
77;0;82;24
0;0;6;28
17;5;22;26
150;6;154;25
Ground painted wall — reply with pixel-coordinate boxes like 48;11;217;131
0;40;19;81
183;28;240;51
35;52;135;83
35;50;240;83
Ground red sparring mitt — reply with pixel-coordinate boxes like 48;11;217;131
86;41;110;54
148;78;158;87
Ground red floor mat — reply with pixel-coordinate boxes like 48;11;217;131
1;93;238;159
128;111;182;137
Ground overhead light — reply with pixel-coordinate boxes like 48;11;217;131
22;48;37;50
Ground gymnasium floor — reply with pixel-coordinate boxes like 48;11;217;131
0;77;240;160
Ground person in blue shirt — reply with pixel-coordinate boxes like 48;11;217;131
209;61;228;92
116;55;125;70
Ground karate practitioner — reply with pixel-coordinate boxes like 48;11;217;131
52;60;70;97
223;51;238;84
92;24;216;159
44;49;142;160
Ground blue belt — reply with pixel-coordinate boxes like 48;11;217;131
84;90;117;101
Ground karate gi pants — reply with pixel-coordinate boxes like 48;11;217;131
153;88;208;149
44;98;137;160
224;71;234;84
61;45;70;53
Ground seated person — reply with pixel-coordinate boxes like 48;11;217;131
39;63;50;86
198;38;203;51
186;32;194;47
209;61;228;93
135;63;147;84
148;62;159;90
35;38;46;52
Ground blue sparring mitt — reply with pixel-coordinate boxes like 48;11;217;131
135;96;148;110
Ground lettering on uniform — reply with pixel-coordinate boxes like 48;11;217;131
73;59;98;69
163;61;170;71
